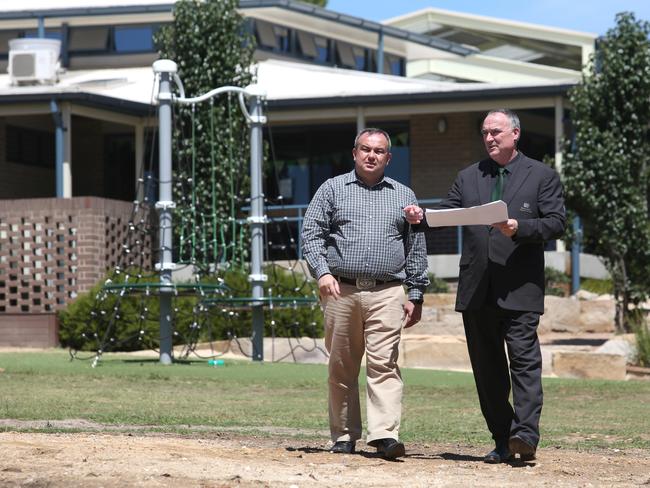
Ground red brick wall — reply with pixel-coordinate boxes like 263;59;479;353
0;196;152;316
410;112;485;199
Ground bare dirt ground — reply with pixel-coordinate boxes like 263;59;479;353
1;426;649;488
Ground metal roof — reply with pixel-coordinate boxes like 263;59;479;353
0;60;574;115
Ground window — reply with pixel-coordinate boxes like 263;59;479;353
68;26;110;52
297;31;317;58
255;21;278;50
5;125;55;168
114;25;155;52
385;54;405;76
24;30;61;41
336;42;355;68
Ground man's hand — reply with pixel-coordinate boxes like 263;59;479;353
318;274;340;299
492;218;518;237
403;300;422;328
403;205;424;225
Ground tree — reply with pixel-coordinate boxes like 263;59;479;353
155;0;256;267
562;12;650;332
299;0;328;7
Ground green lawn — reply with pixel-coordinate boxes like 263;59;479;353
1;350;648;450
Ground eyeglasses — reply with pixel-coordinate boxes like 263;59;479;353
355;144;389;156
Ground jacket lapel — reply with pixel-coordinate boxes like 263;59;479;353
477;159;493;205
502;154;532;202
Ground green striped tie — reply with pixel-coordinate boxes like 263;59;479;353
491;167;507;201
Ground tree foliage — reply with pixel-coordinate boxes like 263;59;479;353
299;0;328;7
562;12;650;332
155;0;256;266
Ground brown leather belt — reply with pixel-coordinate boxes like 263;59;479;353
334;276;400;290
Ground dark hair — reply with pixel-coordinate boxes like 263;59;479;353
354;127;392;150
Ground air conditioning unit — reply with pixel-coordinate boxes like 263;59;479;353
8;38;61;85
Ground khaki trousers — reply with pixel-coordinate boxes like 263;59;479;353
322;281;406;444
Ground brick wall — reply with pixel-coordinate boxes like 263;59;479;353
0;197;152;344
410;112;485;199
410;112;487;254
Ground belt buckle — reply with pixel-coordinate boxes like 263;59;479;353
356;278;376;290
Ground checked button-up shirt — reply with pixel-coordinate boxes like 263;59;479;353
301;170;429;302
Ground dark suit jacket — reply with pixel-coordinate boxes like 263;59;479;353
439;153;566;313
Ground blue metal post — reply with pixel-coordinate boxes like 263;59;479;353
50;100;64;198
571;216;582;295
38;17;45;38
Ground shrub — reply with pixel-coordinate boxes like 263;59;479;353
425;273;449;294
635;324;650;367
58;266;323;352
545;267;570;297
581;278;614;295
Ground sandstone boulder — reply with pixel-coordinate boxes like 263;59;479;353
552;351;625;380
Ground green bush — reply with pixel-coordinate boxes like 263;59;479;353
545;267;570;297
425;273;449;294
635;323;650;367
581;278;614;295
58;266;323;352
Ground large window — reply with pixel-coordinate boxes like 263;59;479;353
265;121;410;205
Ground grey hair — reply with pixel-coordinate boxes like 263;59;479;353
485;109;521;131
353;127;392;150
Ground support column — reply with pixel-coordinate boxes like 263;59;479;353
62;102;72;198
356;107;365;134
248;90;266;362
50;100;64;198
153;60;177;365
376;28;384;74
135;124;144;202
554;96;566;253
571;216;582;295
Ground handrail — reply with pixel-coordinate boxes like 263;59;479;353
242;197;463;257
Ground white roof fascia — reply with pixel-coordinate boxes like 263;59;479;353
0;0;174;13
407;55;582;84
0;12;172;30
385;7;596;65
267;96;562;123
384;7;596;46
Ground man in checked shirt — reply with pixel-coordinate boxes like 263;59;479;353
301;128;429;459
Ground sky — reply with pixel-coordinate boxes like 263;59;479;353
325;0;650;36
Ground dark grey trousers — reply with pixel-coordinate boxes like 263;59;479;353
462;307;543;448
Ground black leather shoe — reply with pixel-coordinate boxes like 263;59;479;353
368;438;405;459
329;441;355;454
509;434;536;461
484;444;512;464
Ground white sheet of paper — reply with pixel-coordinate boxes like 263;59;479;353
424;200;508;227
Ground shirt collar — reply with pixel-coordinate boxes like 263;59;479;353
345;169;394;189
492;151;523;174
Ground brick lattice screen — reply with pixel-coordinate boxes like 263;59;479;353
0;197;152;314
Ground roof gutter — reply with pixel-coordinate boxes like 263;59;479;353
266;83;576;109
0;91;154;115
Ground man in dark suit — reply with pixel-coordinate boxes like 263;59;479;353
404;109;566;463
